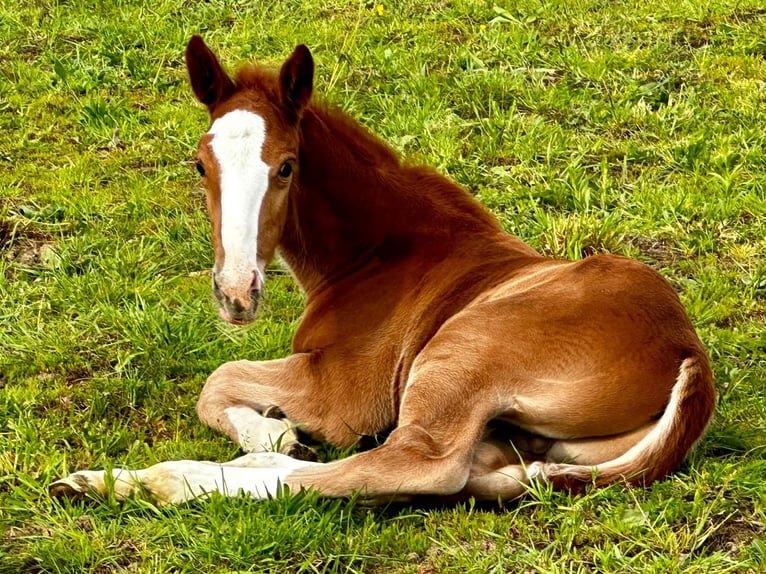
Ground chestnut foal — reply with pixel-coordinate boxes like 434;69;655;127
50;37;716;505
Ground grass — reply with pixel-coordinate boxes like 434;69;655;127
1;0;765;571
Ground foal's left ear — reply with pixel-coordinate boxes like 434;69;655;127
279;45;314;117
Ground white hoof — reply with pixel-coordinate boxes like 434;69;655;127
526;461;548;481
50;469;139;501
49;474;91;498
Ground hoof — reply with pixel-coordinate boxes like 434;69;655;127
526;461;548;481
285;442;318;462
49;475;89;499
263;405;286;419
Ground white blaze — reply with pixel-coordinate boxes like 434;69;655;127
209;109;269;291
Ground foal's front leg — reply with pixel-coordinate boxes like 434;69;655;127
49;356;323;503
196;357;317;461
50;453;320;505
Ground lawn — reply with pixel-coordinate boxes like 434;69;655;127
1;0;765;572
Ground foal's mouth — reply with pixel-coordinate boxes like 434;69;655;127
216;293;259;325
218;306;257;325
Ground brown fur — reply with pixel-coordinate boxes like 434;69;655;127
187;37;716;502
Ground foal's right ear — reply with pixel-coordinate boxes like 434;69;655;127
185;35;235;110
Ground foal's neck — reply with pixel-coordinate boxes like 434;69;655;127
279;104;531;293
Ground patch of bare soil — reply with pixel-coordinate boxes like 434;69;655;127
705;516;764;558
4;237;55;266
1;217;57;276
625;234;683;269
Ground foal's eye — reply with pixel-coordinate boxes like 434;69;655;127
278;161;293;179
195;160;206;177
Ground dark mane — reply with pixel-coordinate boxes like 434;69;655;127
300;102;503;237
237;63;400;167
308;102;401;169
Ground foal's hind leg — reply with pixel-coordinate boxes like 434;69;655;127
275;358;502;502
460;423;657;501
459;436;543;502
196;357;317;460
459;423;658;502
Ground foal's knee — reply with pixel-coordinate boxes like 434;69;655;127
196;360;250;426
196;374;220;425
196;383;223;429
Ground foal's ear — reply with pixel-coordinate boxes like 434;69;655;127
185;35;235;110
279;44;314;116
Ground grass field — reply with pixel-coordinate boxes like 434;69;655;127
2;0;766;572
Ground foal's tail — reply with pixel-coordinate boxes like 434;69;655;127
541;355;716;491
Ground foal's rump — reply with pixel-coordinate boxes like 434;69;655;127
432;253;707;446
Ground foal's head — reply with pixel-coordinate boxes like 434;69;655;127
185;36;313;324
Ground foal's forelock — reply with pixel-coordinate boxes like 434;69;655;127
208;109;269;312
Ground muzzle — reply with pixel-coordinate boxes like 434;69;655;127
212;271;261;324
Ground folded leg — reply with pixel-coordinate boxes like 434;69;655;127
197;357;317;460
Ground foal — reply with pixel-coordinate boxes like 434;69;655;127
50;37;716;505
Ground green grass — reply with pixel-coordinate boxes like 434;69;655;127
1;0;765;571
